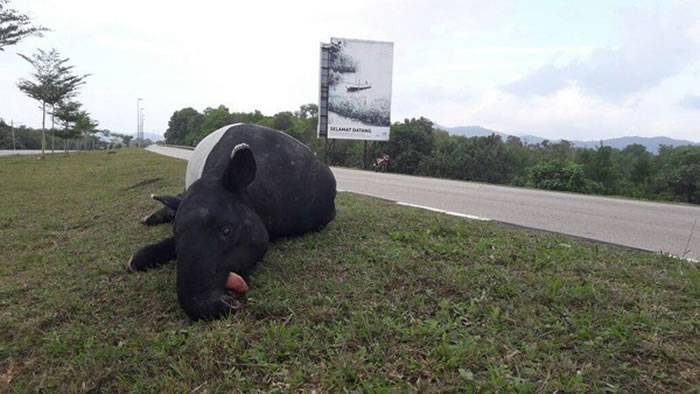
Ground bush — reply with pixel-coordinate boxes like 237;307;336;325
528;160;588;193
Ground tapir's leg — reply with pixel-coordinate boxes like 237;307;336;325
127;237;176;272
141;193;182;225
141;206;175;226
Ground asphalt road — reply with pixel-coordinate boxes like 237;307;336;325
146;145;700;260
0;150;72;157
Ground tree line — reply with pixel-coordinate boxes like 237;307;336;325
0;120;133;150
165;105;700;205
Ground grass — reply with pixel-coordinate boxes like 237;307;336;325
0;149;698;392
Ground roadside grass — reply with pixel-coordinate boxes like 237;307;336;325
0;149;698;392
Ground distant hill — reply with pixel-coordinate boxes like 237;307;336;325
518;134;547;145
140;132;163;142
436;125;508;138
438;125;697;154
569;136;698;153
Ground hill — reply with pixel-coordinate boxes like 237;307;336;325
437;125;508;138
570;136;698;153
440;125;697;153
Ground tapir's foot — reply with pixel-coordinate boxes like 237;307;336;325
127;237;176;272
126;254;160;272
141;206;175;226
127;253;159;272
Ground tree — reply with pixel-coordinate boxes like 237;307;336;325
200;105;234;136
295;104;318;119
656;146;700;203
0;0;47;51
528;160;587;193
17;49;88;157
121;135;133;147
164;107;203;145
387;117;434;174
272;111;294;131
53;100;82;151
74;111;98;150
578;145;618;194
615;144;654;197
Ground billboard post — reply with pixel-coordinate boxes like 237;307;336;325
318;38;394;143
318;43;331;139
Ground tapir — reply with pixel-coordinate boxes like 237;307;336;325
128;123;336;320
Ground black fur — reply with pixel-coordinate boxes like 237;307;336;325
142;206;175;226
128;237;176;271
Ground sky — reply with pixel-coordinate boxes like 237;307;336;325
1;0;699;141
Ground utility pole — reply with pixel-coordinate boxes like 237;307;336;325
11;120;16;151
136;98;143;147
140;106;145;146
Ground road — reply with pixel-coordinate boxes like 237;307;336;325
0;150;73;157
146;144;700;260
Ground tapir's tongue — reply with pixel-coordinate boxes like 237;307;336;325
225;272;249;293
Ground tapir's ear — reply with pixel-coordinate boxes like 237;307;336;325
225;143;256;191
151;194;181;210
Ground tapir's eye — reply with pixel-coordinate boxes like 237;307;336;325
221;226;233;237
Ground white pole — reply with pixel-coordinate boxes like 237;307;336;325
11;120;16;151
136;98;143;147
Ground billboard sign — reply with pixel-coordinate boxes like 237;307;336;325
318;38;394;141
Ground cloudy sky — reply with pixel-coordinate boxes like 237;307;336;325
2;0;699;141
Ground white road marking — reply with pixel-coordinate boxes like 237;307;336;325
669;255;699;263
396;201;491;221
336;188;490;221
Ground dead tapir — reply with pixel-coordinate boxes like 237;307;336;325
129;123;336;320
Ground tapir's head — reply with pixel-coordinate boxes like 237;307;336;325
169;144;269;320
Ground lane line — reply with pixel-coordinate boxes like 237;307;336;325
396;201;491;221
336;188;490;221
670;255;699;263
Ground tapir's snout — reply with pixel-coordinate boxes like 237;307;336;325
177;288;241;321
177;272;249;320
174;233;257;321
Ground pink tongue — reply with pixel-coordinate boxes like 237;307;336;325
225;272;249;293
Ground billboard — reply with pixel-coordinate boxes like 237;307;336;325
318;38;394;141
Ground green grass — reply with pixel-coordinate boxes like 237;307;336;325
0;149;698;392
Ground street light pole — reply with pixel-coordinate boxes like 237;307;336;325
11;120;16;151
140;106;145;145
136;98;143;148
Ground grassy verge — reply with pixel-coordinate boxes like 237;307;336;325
0;149;698;392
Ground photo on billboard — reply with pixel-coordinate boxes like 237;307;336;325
326;38;394;141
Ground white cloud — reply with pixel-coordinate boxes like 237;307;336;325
504;4;700;100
